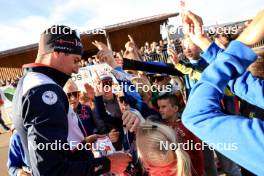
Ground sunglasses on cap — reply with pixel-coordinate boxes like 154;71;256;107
102;80;113;87
67;91;80;99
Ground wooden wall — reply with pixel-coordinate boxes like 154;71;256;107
0;20;165;80
108;21;163;52
0;49;37;80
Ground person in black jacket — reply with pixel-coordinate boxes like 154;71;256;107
11;25;131;176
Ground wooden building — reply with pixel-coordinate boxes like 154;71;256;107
0;13;179;81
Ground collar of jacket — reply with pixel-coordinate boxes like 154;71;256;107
23;63;71;87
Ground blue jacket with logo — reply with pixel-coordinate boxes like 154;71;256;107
12;64;110;176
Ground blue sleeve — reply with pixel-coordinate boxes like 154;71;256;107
7;133;26;176
202;42;264;109
111;67;161;119
201;42;224;64
228;71;264;109
182;41;264;175
144;60;170;67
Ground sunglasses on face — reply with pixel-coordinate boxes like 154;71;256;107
67;91;80;99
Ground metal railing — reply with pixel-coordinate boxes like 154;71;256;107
142;51;170;63
253;39;264;48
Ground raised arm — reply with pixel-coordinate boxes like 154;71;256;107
182;10;264;175
92;41;161;119
186;10;264;109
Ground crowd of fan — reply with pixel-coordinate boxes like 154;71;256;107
75;38;179;69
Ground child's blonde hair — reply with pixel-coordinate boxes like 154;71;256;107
136;121;192;176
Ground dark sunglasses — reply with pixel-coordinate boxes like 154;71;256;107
150;76;165;83
67;91;80;99
102;80;113;87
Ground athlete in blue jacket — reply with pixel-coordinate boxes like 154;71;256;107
12;25;131;176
